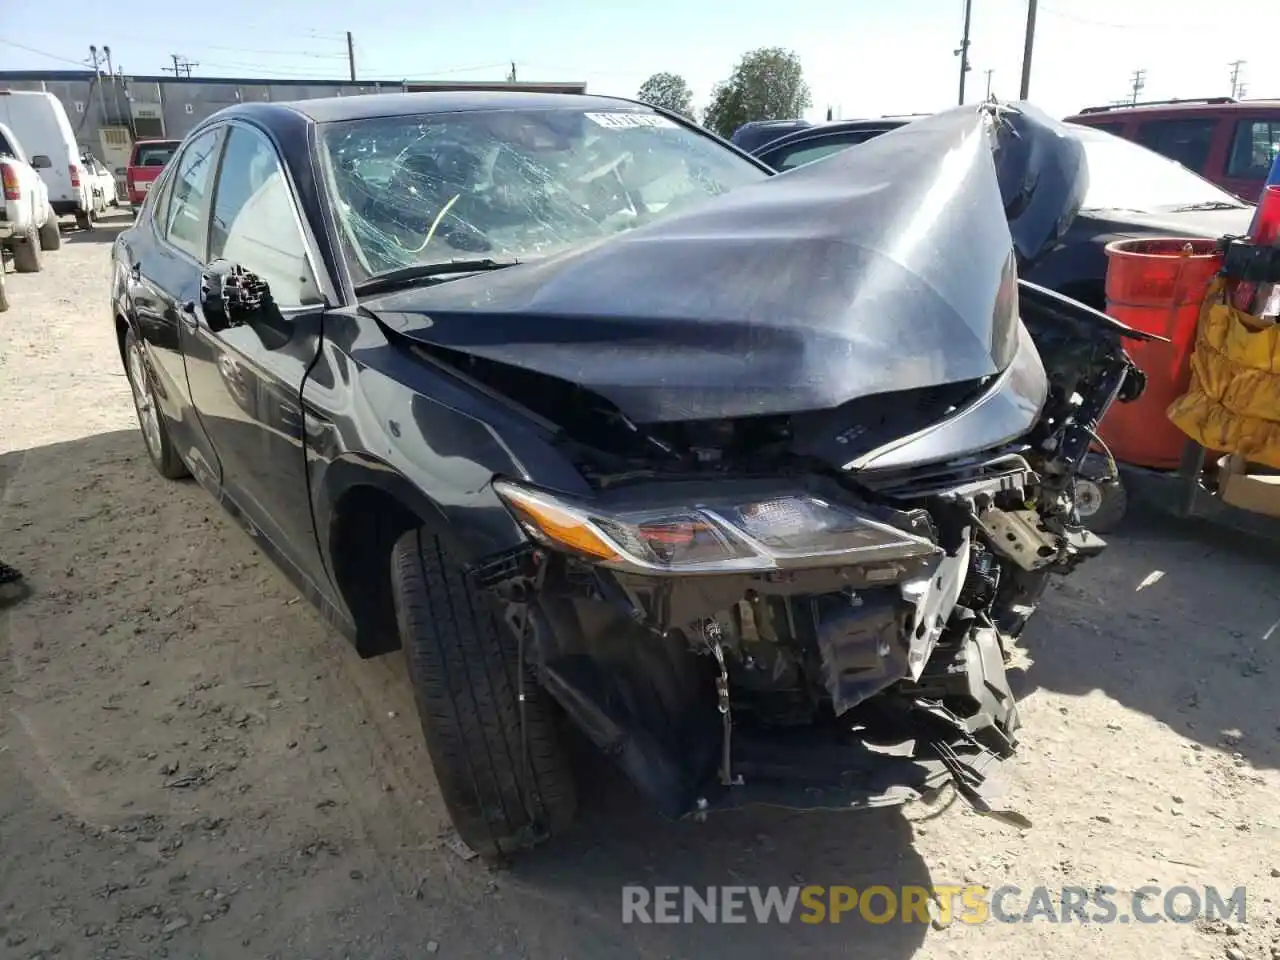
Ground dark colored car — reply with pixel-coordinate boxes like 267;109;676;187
112;93;1143;861
125;138;181;206
1063;97;1280;202
728;118;811;152
752;113;1256;311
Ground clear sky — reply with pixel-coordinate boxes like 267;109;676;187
1;0;1275;121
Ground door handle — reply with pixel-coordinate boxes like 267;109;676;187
180;300;199;329
130;262;141;282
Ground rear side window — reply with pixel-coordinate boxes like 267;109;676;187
208;125;320;307
163;130;222;260
1133;118;1217;173
0;130;14;158
1227;119;1280;179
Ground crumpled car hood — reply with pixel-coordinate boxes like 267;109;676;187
370;102;1085;424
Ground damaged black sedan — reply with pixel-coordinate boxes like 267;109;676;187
110;92;1151;861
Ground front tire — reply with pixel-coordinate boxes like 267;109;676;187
11;225;42;273
391;528;577;862
123;326;188;480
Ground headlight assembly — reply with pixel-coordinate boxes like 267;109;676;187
493;480;939;575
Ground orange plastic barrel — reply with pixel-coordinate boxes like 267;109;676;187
1097;237;1222;470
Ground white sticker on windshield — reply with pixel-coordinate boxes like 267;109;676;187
585;112;678;130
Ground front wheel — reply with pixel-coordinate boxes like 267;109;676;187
391;528;577;862
123;326;188;480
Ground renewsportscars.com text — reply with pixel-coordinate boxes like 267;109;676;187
621;885;1247;925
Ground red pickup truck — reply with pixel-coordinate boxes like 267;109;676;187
125;138;181;206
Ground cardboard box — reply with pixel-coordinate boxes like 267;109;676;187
1218;454;1280;517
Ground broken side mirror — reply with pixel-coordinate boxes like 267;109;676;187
30;155;52;169
200;260;271;333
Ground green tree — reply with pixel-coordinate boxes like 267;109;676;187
636;72;695;118
702;47;812;139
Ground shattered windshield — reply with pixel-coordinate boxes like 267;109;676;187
318;107;768;282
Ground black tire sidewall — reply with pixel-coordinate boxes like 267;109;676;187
123;326;188;480
391;528;576;860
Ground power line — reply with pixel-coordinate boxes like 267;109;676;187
0;37;90;68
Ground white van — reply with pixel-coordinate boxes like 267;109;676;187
0;90;96;229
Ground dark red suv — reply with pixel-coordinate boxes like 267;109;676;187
1064;97;1280;201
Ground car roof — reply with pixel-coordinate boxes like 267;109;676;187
1066;98;1280;120
239;90;652;125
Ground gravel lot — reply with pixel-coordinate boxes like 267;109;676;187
2;210;1279;960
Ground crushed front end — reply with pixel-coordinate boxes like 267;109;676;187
470;283;1140;821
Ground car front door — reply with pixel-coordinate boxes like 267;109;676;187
179;120;335;604
125;126;225;490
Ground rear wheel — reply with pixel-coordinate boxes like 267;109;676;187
123;326;188;480
76;208;93;231
11;224;42;273
38;213;62;251
391;527;577;862
0;266;10;313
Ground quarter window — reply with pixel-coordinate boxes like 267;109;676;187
163;129;221;260
1133;118;1217;174
208;125;320;307
1227;119;1280;179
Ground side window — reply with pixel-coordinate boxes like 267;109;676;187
1226;119;1280;179
163;129;222;260
1133;118;1217;174
208;125;320;308
765;134;870;172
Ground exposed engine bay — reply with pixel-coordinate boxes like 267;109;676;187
369;102;1156;820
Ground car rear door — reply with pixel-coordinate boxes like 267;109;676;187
123;125;226;490
178;119;335;603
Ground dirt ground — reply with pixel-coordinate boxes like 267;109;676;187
1;210;1279;960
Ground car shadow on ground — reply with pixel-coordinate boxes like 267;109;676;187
1011;498;1280;771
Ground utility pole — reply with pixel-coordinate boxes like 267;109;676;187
1129;68;1146;105
1019;0;1038;99
1229;60;1246;98
985;69;994;99
346;31;356;82
164;54;197;79
955;0;973;105
87;45;110;127
506;61;517;83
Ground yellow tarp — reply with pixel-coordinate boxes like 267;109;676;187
1167;280;1280;469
